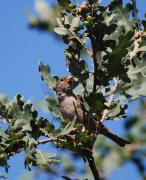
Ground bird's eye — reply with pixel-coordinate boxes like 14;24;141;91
60;79;64;82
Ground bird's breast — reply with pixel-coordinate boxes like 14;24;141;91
59;96;83;123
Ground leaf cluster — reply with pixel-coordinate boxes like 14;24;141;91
1;0;146;179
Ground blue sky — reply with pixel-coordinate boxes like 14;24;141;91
0;0;146;180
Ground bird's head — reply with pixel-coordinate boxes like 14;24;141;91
55;76;74;98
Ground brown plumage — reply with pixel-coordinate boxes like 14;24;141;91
56;76;130;147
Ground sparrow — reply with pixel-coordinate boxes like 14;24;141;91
56;76;130;147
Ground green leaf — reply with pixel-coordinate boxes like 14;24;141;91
0;173;7;179
28;3;61;34
108;1;133;31
25;148;58;169
108;103;127;119
139;36;146;52
9;100;37;133
19;172;35;180
35;150;58;166
110;31;134;59
0;154;8;168
54;27;69;35
37;117;56;135
139;46;146;52
142;20;146;31
105;31;134;79
39;62;58;89
45;96;63;119
59;120;76;136
60;156;75;173
85;92;106;113
0;129;9;143
126;57;146;100
57;0;75;12
70;17;80;29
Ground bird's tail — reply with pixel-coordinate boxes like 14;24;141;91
99;125;130;147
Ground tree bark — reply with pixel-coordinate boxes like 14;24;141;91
86;155;100;180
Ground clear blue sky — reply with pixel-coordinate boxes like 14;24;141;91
0;0;146;180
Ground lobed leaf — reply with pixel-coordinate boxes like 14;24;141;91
39;62;58;89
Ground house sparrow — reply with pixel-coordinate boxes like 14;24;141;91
56;76;130;147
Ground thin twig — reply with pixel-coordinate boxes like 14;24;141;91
101;78;118;122
8;137;64;157
36;137;58;145
86;48;93;57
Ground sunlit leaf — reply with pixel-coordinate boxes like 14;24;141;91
39;62;58;89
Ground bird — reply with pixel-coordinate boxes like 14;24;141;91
55;76;130;147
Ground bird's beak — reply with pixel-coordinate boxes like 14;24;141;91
66;76;73;83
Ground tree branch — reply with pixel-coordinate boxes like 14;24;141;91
36;137;58;145
37;136;100;179
88;4;99;94
86;154;100;180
